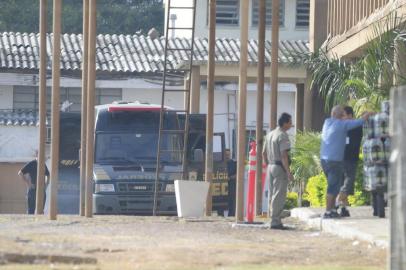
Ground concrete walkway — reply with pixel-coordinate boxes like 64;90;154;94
291;206;389;248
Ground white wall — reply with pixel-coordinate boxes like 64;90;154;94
0;126;38;162
0;71;297;158
200;85;296;149
123;82;297;151
122;87;185;109
0;86;13;110
184;0;308;40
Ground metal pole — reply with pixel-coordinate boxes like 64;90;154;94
36;0;48;215
85;0;97;218
255;0;266;216
205;0;216;216
270;0;280;129
236;0;249;223
79;0;89;216
49;0;62;220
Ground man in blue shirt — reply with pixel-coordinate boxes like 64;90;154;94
320;105;372;218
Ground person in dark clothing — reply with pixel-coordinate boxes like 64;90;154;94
18;150;50;214
337;106;363;217
225;149;237;216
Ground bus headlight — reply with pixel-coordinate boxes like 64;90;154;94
95;183;115;193
165;184;175;192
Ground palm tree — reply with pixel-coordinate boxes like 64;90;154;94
289;131;322;205
305;14;406;116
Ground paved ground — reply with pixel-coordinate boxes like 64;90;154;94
291;206;389;248
0;214;387;270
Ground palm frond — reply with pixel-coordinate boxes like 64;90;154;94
304;13;406;112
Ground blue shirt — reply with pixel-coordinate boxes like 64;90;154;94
320;118;364;161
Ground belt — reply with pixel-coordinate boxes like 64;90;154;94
270;161;283;166
270;161;286;172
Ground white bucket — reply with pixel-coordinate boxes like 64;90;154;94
174;180;209;218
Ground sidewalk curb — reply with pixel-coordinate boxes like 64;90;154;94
291;208;388;248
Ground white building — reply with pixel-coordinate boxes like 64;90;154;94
0;31;308;157
165;0;310;150
166;0;309;40
0;1;309;211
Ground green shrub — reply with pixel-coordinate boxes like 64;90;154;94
284;192;299;209
304;155;371;207
348;154;371;206
304;173;327;207
290;131;323;188
348;191;367;206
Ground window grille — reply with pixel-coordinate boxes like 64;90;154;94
296;0;309;27
252;0;285;26
13;86;122;112
216;0;239;25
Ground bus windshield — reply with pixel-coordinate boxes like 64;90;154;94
95;132;182;164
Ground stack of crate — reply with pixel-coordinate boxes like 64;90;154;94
362;101;390;218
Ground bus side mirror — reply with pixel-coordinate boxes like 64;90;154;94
193;149;204;162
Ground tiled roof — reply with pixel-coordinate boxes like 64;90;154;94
0;32;308;74
0;110;48;127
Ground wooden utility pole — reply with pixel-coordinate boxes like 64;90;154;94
205;0;216;216
270;0;280;129
295;83;304;132
36;0;48;215
236;0;249;223
85;0;97;218
255;0;266;216
190;66;201;114
80;0;89;216
49;0;62;220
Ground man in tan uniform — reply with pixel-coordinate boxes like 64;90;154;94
262;113;293;229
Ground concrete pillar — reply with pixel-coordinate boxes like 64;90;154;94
390;40;406;270
389;86;406;270
309;0;328;53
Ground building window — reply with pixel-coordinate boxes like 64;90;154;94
296;0;310;27
13;86;122;112
252;0;285;26
216;0;239;25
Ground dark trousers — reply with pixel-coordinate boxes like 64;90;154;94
27;188;46;214
228;177;236;216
